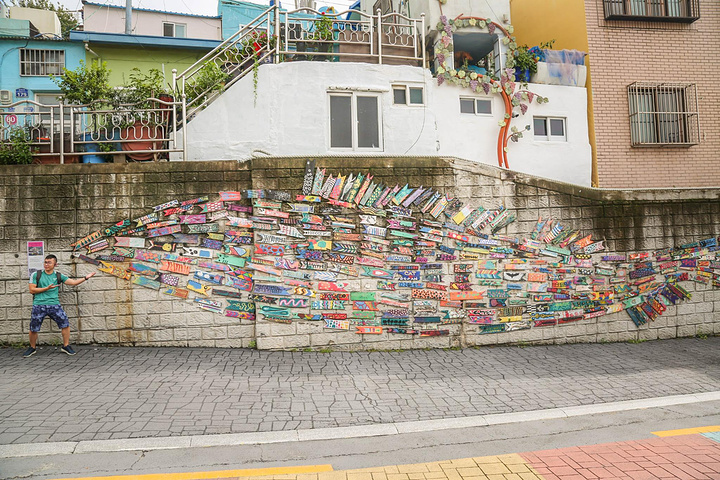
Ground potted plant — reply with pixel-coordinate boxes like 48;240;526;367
115;68;171;161
512;45;538;83
52;60;113;163
309;14;335;60
185;62;230;112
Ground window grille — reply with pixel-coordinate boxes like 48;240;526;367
603;0;700;23
627;82;699;147
19;49;65;76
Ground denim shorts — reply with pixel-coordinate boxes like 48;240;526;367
30;305;70;332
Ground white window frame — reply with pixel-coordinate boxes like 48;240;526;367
328;91;383;152
392;85;425;106
19;48;65;76
459;97;492;116
533;116;567;142
163;22;187;38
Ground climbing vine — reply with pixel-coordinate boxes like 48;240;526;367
433;9;549;169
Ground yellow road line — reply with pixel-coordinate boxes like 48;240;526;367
652;425;720;437
51;464;334;480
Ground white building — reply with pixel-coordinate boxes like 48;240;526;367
175;1;591;186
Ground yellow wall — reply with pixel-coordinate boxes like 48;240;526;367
509;0;599;186
85;45;209;88
509;0;588;51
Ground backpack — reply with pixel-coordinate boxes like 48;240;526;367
32;270;63;295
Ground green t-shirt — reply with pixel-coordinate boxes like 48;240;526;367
30;270;69;306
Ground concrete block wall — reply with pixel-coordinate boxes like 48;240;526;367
1;157;719;350
0;162;255;348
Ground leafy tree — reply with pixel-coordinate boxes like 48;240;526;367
11;0;79;39
52;60;112;105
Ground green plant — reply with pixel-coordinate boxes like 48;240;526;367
118;68;166;108
311;14;335;49
186;62;230;108
0;128;33;165
513;45;538;74
433;14;549;170
52;60;112;106
248;340;257;349
111;68;170;128
97;141;116;161
234;30;278;106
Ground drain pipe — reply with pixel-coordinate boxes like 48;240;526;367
125;0;132;34
84;42;100;59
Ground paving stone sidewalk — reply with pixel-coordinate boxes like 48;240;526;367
176;431;720;480
1;337;719;446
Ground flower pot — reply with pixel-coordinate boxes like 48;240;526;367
81;132;108;164
120;121;163;161
514;68;531;83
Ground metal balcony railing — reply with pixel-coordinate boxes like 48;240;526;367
603;0;700;23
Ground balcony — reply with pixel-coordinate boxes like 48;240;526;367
603;0;700;23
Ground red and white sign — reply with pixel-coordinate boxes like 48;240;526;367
5;114;17;125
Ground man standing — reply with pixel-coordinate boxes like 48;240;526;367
24;254;96;358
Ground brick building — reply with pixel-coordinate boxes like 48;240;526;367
511;0;719;188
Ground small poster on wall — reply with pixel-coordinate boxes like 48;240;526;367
27;241;45;279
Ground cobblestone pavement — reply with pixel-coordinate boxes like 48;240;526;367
1;337;719;446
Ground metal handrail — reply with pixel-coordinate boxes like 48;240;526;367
0;97;182;163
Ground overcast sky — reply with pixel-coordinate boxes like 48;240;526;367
54;0;361;17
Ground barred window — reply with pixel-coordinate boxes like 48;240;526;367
603;0;700;23
628;82;699;147
19;49;65;76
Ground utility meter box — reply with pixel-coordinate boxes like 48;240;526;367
0;90;12;105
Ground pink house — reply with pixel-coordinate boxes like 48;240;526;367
81;1;222;40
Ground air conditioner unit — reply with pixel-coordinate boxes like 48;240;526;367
296;0;317;9
0;90;11;105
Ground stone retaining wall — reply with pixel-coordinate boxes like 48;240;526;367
0;157;718;350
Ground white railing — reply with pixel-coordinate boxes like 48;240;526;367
0;97;182;164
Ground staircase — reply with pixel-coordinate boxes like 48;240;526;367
175;6;277;124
